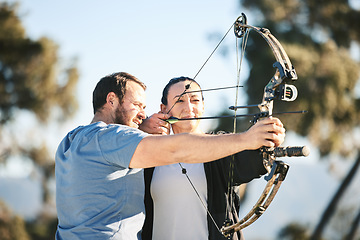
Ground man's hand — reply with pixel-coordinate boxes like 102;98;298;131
139;113;171;135
244;117;285;149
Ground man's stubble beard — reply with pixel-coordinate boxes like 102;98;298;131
114;106;130;126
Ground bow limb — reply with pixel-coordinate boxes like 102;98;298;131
221;161;289;236
234;15;298;116
236;21;297;83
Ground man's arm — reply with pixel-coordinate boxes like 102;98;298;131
130;117;285;168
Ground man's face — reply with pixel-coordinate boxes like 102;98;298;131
162;80;204;133
115;81;146;128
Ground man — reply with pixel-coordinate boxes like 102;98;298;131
55;72;285;239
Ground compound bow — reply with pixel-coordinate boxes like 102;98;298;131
164;13;309;238
220;13;309;237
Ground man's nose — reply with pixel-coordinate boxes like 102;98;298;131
138;109;146;119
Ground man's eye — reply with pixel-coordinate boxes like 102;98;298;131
134;103;143;109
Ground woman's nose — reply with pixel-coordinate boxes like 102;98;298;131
183;99;193;112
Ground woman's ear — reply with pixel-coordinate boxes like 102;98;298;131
160;103;167;114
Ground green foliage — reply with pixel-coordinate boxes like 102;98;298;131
0;200;58;240
0;2;79;124
25;215;58;240
226;1;360;240
278;223;309;240
0;201;30;240
0;4;79;159
0;2;79;235
228;0;360;156
305;0;360;48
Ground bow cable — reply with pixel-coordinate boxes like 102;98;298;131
168;19;240;235
166;21;235;115
193;23;235;80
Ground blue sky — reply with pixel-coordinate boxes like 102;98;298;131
14;0;246;128
4;0;252;174
2;1;360;239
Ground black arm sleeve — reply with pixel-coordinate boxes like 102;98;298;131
231;150;267;185
142;167;155;240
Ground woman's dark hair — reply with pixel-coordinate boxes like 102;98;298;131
92;72;146;113
161;76;203;105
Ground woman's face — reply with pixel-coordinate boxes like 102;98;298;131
161;80;204;133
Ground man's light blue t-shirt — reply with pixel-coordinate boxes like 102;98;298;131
55;122;148;240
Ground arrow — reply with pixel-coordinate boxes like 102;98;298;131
164;110;307;124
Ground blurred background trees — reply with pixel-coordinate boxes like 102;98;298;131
211;0;360;239
0;2;78;238
0;0;359;239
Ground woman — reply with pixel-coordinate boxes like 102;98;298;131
142;77;283;240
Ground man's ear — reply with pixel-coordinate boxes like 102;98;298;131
160;103;167;113
106;92;117;106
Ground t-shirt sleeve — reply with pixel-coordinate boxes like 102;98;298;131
97;124;148;168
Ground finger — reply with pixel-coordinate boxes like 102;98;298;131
156;113;170;120
266;123;285;134
269;117;284;127
267;132;285;147
157;122;168;130
263;139;275;148
159;126;170;135
261;117;283;128
158;119;170;129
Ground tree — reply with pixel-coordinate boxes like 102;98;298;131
233;0;360;239
211;0;360;239
278;223;309;240
233;0;360;157
0;201;30;240
0;0;78;230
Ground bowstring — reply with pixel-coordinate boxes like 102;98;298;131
178;163;221;232
225;27;250;224
170;21;237;235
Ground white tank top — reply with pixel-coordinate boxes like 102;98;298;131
150;162;208;240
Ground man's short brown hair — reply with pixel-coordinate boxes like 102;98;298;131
92;72;146;114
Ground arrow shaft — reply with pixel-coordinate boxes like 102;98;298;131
164;110;307;124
